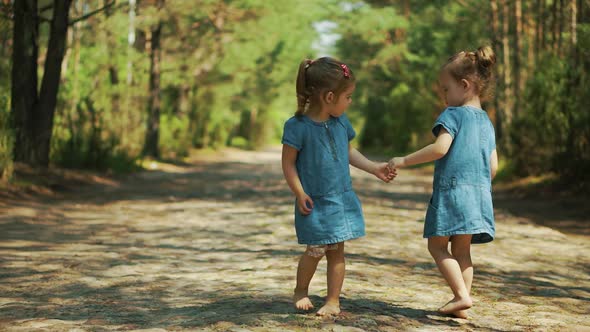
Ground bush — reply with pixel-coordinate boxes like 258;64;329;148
511;55;590;186
50;97;139;173
159;114;192;159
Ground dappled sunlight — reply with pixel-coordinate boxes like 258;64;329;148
1;148;589;331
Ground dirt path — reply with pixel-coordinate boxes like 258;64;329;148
1;148;588;332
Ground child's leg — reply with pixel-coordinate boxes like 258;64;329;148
294;248;323;310
450;234;473;318
427;236;472;314
317;242;344;316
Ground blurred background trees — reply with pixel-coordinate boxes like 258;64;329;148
0;0;588;187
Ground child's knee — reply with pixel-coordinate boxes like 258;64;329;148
451;247;471;261
427;243;448;257
306;244;338;258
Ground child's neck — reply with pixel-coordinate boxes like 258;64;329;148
461;95;482;109
306;108;331;122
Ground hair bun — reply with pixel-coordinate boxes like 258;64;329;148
476;46;496;68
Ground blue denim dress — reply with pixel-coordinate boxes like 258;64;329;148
425;106;496;244
282;113;365;245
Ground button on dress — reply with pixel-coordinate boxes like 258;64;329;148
282;114;365;245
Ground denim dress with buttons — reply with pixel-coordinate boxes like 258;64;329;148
425;106;496;244
282;113;365;245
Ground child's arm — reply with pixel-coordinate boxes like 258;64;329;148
388;127;453;169
281;144;313;215
349;145;396;182
490;149;498;179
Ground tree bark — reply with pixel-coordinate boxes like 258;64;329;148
104;0;121;141
500;0;513;151
490;0;502;138
36;0;72;166
514;0;523;115
558;0;565;55
552;0;558;51
571;0;577;49
11;0;39;164
540;0;547;52
142;1;164;158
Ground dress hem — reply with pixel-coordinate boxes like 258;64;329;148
298;232;365;245
423;228;494;241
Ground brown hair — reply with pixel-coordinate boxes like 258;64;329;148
442;46;496;100
295;57;356;117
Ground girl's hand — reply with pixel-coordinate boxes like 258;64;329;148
374;162;397;183
297;193;314;215
388;157;406;170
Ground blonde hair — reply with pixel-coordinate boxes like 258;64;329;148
295;57;355;117
442;46;496;100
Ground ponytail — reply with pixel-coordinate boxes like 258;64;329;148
295;59;313;117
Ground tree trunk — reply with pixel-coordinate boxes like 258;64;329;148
558;0;565;55
552;0;558;51
143;5;163;158
540;0;547;51
500;0;513;151
490;0;502;138
104;0;121;139
522;2;537;70
514;0;522;115
68;3;82;134
571;0;577;50
36;0;73;166
535;0;542;61
11;0;39;164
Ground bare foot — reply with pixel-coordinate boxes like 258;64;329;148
451;309;469;319
316;301;340;316
438;297;472;315
293;288;314;311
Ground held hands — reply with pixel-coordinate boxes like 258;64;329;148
296;193;314;215
387;157;406;170
295;161;398;216
373;162;397;183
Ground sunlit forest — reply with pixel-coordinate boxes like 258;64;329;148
1;0;589;187
1;1;590;330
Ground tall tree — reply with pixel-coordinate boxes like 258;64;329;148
514;0;523;114
500;0;513;151
11;0;114;167
142;0;164;158
11;0;40;164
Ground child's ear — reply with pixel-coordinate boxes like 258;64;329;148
325;91;335;104
461;79;470;90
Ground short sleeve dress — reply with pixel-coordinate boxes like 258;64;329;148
425;106;496;244
281;113;365;245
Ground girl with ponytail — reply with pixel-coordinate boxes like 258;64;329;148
281;57;396;316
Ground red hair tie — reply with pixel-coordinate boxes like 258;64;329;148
340;64;350;78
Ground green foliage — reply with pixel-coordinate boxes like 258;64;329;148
338;1;490;152
3;0;587;188
230;136;250;149
159;114;191;159
512;53;590;184
51;96;139;173
509;19;590;185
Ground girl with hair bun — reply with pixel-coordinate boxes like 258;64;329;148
388;46;499;319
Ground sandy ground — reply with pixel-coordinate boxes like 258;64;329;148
0;147;588;332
